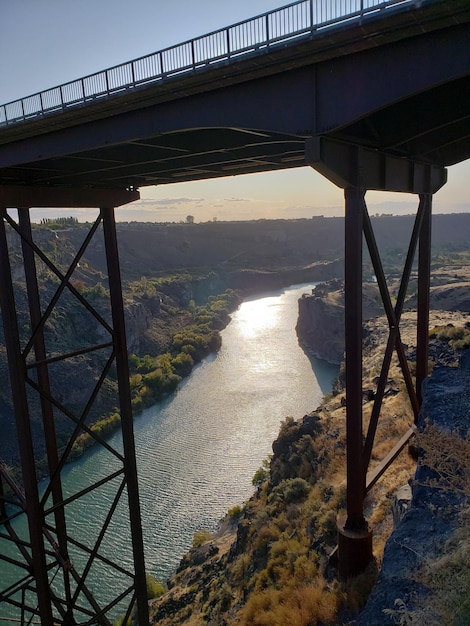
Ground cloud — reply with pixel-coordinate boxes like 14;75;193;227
130;197;205;209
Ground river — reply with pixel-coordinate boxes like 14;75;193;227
0;283;338;620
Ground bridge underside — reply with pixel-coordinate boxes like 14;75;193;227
0;70;469;189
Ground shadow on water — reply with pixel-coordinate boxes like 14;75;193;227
307;354;339;396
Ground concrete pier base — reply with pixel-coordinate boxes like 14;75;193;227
337;514;373;580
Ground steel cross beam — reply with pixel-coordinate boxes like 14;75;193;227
0;190;149;625
307;136;445;578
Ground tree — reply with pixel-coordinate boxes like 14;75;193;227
186;215;194;224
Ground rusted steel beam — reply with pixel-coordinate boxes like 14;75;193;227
362;199;426;468
416;194;432;408
343;187;367;530
311;138;441;579
1;204;149;623
306;136;447;193
17;210;72;607
101;206;149;626
337;186;373;579
1;212;113;359
0;209;55;625
366;426;416;493
0;185;139;208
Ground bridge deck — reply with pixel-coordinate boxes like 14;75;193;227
0;0;468;192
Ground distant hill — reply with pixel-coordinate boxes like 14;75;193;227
60;213;470;281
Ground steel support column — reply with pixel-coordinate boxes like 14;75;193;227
101;207;149;626
0;208;54;625
0;190;148;625
18;209;73;610
416;194;432;407
337;188;372;580
307;136;446;579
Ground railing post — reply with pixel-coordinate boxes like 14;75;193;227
226;28;231;58
131;62;136;87
191;39;196;68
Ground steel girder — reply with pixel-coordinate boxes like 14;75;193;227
0;200;148;625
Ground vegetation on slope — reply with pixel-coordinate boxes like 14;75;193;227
128;289;240;411
70;288;242;458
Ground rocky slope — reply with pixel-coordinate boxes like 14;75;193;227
296;268;470;365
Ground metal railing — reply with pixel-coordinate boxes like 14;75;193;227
0;0;416;128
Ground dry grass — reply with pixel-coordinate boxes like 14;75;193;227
416;422;470;496
239;581;340;626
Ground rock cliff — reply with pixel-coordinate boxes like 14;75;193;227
357;351;470;625
296;279;383;364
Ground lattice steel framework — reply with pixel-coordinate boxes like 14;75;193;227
307;137;447;577
0;190;149;625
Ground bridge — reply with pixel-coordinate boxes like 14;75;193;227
0;0;469;623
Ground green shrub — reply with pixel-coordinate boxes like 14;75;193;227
253;467;269;488
429;324;470;350
228;504;244;519
193;529;212;547
171;352;194;376
146;573;165;599
268;478;311;507
70;412;121;459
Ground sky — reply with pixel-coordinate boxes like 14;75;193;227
1;0;469;223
